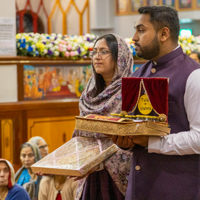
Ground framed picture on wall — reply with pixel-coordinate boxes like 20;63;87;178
23;64;92;100
162;0;175;7
196;0;200;8
116;0;129;14
131;0;143;12
147;0;159;6
178;0;192;9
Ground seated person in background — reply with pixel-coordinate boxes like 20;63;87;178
28;136;49;158
0;158;30;200
189;51;200;63
15;142;42;200
39;175;78;200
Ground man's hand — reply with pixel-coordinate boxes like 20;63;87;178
129;136;149;147
111;136;135;149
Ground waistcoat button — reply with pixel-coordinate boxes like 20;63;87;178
151;68;156;73
135;165;140;170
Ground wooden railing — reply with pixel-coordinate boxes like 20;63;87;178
0;99;79;172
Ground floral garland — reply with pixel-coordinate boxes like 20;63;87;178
178;35;200;55
124;37;136;56
16;33;200;59
16;33;97;59
125;35;200;56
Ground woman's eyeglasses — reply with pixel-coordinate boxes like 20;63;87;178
38;144;48;149
89;50;111;59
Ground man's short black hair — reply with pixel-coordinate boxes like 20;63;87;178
138;6;180;42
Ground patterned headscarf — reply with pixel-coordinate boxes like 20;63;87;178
0;159;15;189
74;33;133;138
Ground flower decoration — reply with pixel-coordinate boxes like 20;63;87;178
178;35;200;55
16;33;200;58
16;33;98;59
124;35;200;57
124;38;136;56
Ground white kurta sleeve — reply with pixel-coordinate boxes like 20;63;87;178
148;68;200;155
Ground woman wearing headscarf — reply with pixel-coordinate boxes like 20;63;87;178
0;159;30;200
15;142;42;200
28;136;49;158
73;34;133;200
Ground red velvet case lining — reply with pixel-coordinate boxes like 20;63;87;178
122;77;168;116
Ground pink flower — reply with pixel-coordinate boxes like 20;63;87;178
61;40;67;45
70;51;75;57
59;46;63;52
67;44;72;51
65;51;69;57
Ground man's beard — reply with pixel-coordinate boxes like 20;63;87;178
135;34;160;60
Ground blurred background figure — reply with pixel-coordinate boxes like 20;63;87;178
0;158;30;200
29;136;49;158
15;142;42;200
39;175;78;200
189;51;200;63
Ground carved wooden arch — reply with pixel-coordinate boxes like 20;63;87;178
16;0;90;35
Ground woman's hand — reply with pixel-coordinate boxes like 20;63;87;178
70;164;101;181
34;171;53;176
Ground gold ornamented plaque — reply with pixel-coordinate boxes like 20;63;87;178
31;137;118;176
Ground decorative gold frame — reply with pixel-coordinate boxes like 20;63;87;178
75;116;170;136
196;0;200;9
131;0;145;14
177;0;193;11
162;0;175;7
116;0;199;15
146;0;160;6
116;0;130;15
